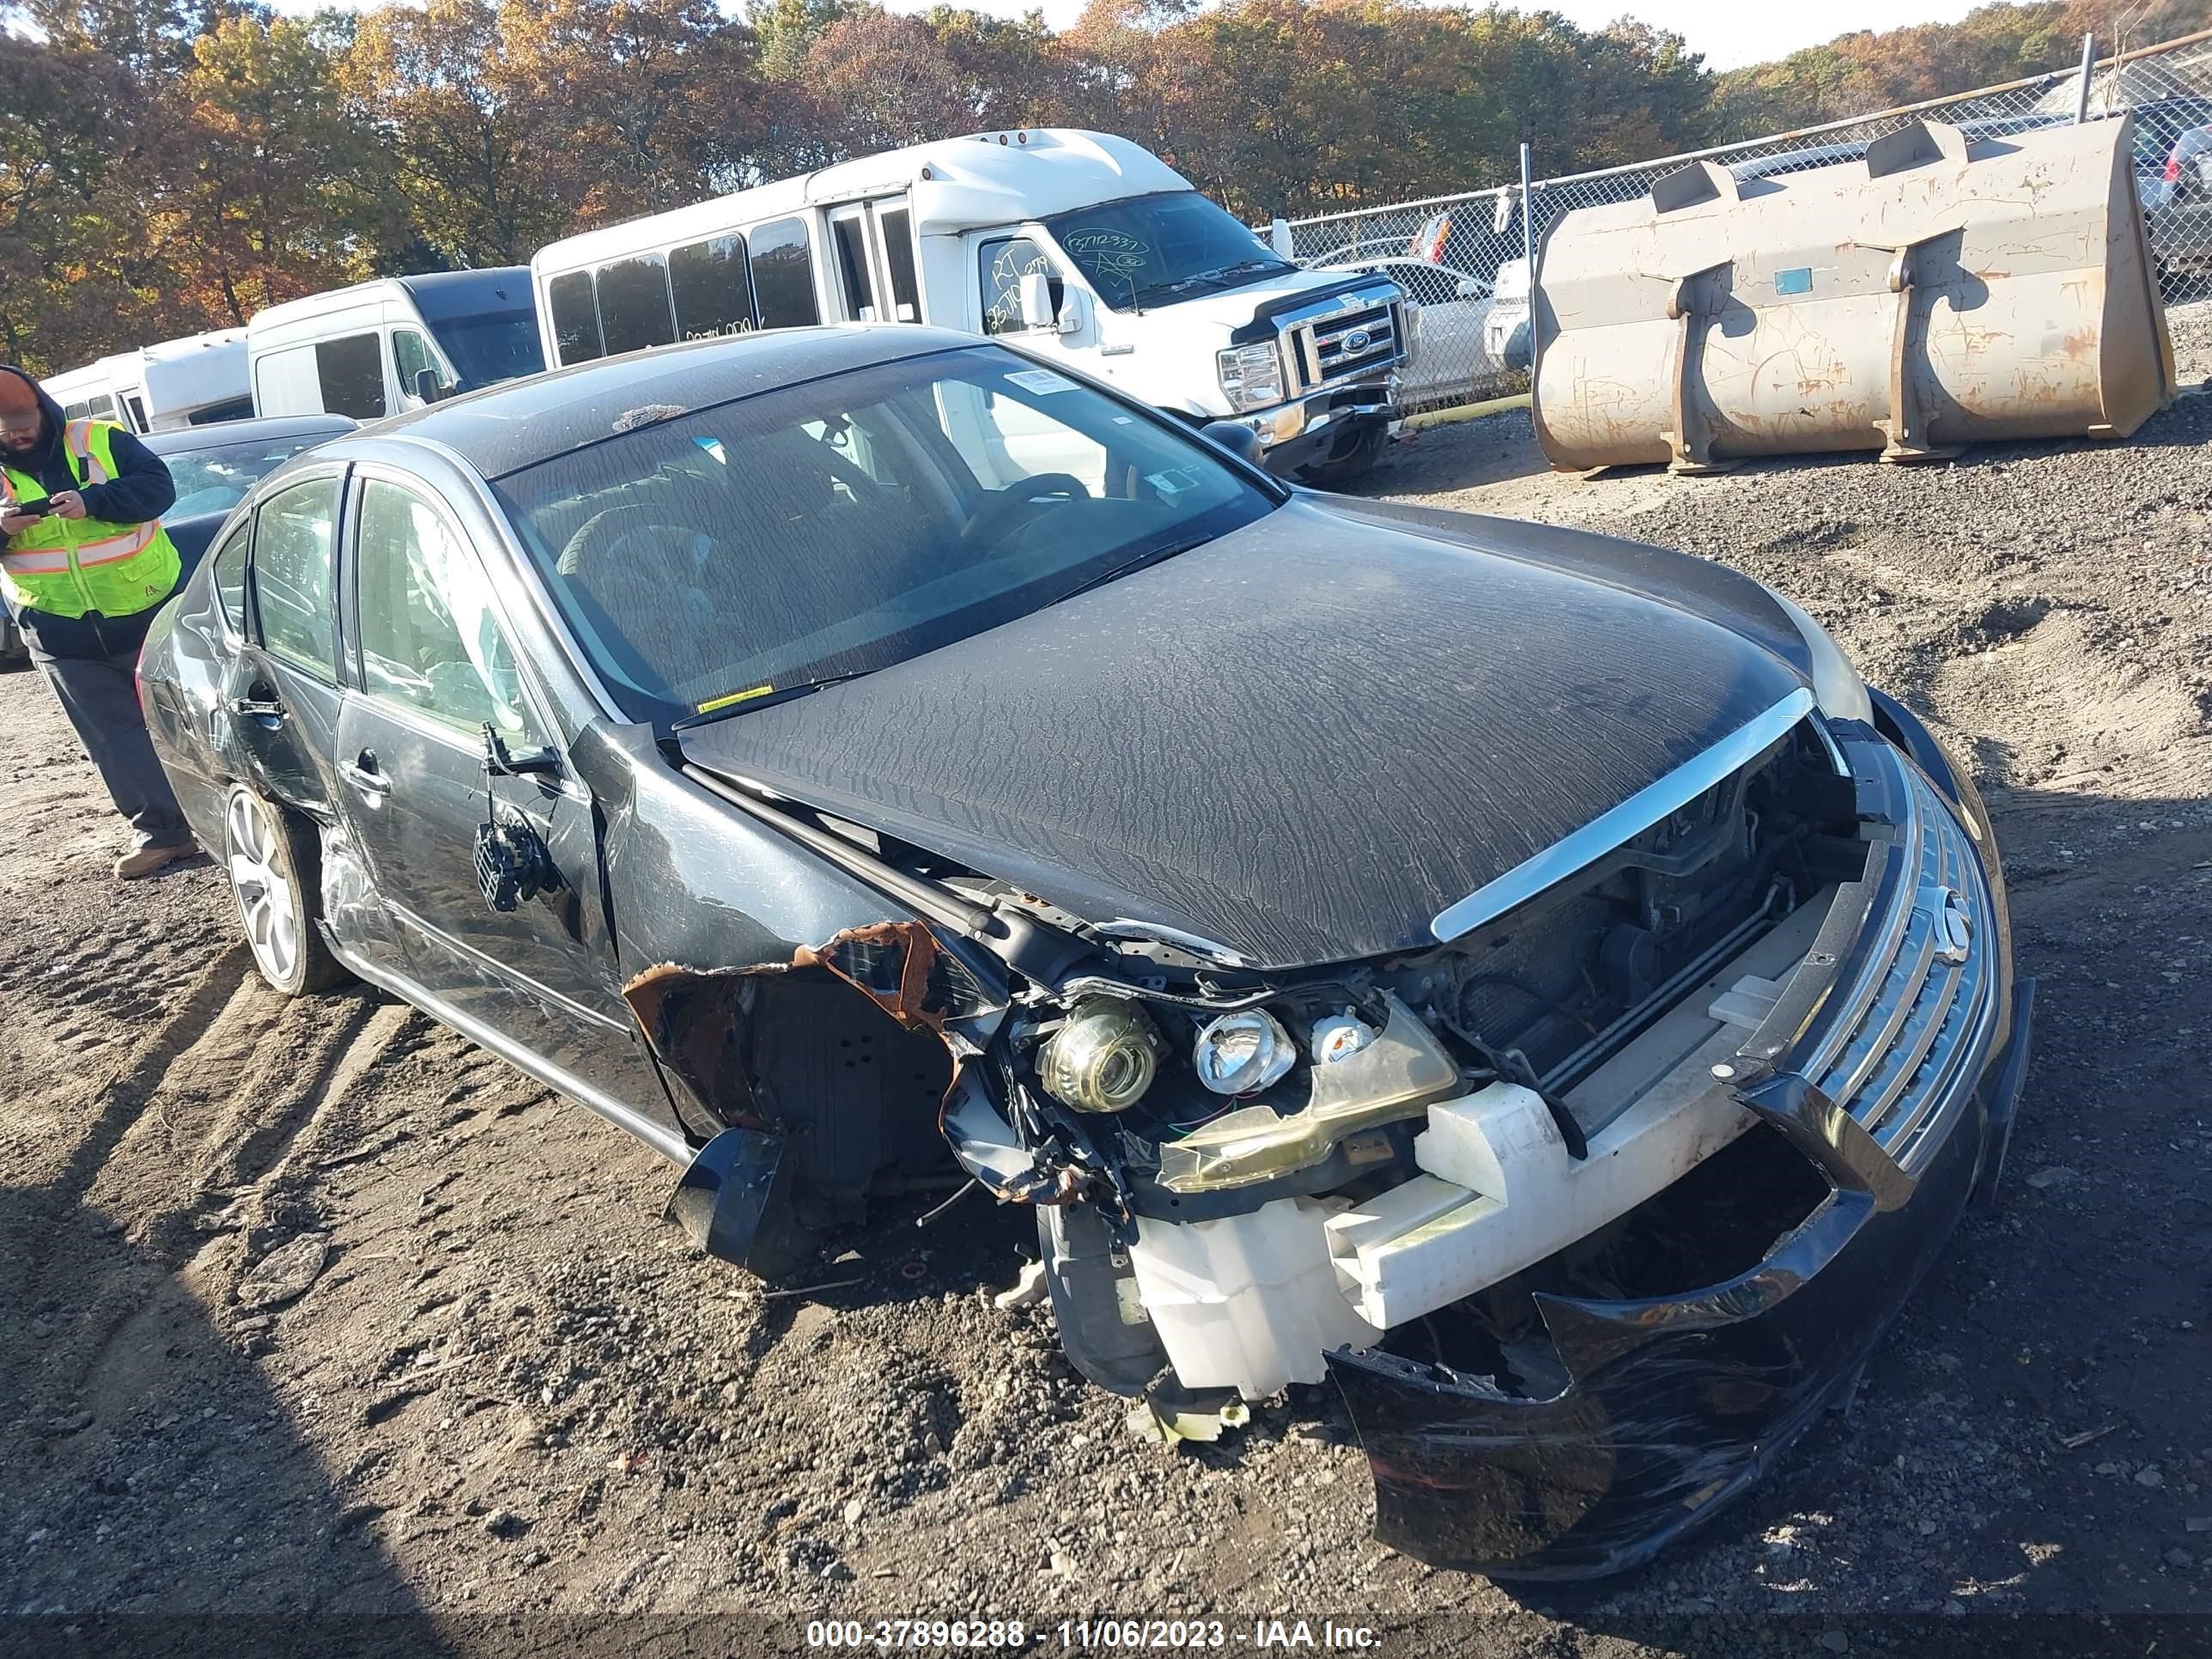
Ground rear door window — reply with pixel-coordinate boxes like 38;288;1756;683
596;255;678;356
548;270;604;366
313;333;387;421
750;218;820;329
671;234;755;339
210;520;252;635
251;476;342;678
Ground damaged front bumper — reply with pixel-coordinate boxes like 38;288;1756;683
1326;725;2033;1579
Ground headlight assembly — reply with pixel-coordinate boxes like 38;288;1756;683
1216;343;1285;412
1038;998;1162;1114
1192;1007;1297;1096
1766;587;1875;726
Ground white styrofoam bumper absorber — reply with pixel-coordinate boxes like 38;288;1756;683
1322;1080;1753;1330
1126;1197;1382;1400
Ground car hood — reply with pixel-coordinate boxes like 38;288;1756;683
679;496;1815;969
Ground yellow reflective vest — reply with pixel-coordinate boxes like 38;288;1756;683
1;417;181;621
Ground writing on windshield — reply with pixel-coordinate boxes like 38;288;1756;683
1043;191;1293;312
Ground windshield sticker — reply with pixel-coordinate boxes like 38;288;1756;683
1006;368;1079;396
696;684;773;714
1145;467;1204;499
695;436;729;465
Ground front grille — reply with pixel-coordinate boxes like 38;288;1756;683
1284;293;1406;393
1802;765;1998;1169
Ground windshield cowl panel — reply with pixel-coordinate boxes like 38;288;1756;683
491;344;1279;729
1042;191;1297;313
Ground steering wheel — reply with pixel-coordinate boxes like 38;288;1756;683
959;473;1090;550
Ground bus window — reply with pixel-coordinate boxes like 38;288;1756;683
549;270;604;366
671;234;755;339
124;395;149;431
829;211;875;320
596;254;677;356
878;207;921;323
750;218;820;330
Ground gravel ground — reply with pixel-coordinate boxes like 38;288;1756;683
3;322;2210;1656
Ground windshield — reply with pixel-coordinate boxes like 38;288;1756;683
428;310;545;391
494;344;1277;724
161;434;334;520
1042;191;1296;312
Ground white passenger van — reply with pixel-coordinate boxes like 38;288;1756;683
246;269;544;422
528;130;1409;482
42;329;253;433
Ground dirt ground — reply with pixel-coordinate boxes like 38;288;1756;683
5;320;2212;1657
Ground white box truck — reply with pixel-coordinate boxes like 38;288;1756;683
246;269;543;422
42;329;253;433
527;129;1410;483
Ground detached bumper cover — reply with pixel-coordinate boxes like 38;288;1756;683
1328;735;2032;1579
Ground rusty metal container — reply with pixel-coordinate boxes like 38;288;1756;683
1528;118;2178;471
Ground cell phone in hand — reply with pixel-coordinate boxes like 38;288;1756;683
9;501;52;520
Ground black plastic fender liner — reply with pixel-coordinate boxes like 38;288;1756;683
1039;1204;1168;1397
666;1127;816;1282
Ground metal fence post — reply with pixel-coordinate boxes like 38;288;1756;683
1520;141;1538;386
2074;33;2096;122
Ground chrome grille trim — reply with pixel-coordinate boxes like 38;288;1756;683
1273;283;1408;398
1798;758;1999;1169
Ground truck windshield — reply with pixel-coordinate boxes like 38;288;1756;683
428;310;545;391
1042;191;1295;312
493;343;1278;725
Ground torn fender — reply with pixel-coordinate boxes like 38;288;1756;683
621;921;1014;1272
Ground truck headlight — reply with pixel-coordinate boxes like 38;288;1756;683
1766;587;1875;726
1216;343;1285;412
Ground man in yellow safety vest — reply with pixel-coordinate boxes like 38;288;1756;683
2;364;198;878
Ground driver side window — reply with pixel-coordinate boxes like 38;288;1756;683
978;237;1060;336
392;329;447;403
354;477;540;743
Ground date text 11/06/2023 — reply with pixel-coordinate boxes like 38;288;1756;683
804;1620;1383;1650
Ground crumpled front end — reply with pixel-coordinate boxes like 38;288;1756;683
1323;720;2031;1577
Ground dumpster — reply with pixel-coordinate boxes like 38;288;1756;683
1528;118;2178;471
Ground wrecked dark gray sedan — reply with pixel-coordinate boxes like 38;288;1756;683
137;327;2033;1578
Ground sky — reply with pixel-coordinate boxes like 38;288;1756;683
879;0;1994;70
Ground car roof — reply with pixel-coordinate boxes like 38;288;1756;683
352;325;986;480
143;414;357;453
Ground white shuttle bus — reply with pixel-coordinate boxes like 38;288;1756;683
43;329;253;433
246;269;544;422
527;130;1409;482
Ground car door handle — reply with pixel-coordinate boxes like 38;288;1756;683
228;696;285;721
339;753;388;796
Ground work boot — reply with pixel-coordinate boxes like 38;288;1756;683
114;840;198;880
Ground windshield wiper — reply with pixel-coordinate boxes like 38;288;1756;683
672;668;874;730
1049;534;1214;607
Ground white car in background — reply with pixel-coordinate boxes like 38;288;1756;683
1316;256;1498;408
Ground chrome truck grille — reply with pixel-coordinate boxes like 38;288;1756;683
1802;763;1999;1170
1278;283;1407;398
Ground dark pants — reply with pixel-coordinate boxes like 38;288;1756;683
35;646;191;849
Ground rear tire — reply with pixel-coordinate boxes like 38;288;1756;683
222;784;349;995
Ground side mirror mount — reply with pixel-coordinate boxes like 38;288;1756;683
1199;420;1265;466
1055;286;1091;337
483;721;561;780
1017;271;1058;331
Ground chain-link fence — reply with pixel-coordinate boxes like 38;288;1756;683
1279;27;2212;414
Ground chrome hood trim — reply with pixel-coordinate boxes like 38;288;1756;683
1431;688;1816;942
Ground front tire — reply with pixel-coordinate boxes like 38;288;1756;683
222;784;348;995
1297;422;1389;488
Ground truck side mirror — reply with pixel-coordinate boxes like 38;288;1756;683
1198;421;1264;465
1054;286;1091;337
413;368;445;406
1017;272;1058;331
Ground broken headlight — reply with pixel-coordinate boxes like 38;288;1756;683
1038;998;1163;1114
1192;1007;1297;1096
1158;993;1461;1193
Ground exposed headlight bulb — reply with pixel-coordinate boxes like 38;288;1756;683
1192;1007;1297;1096
1038;999;1161;1114
1310;1008;1377;1064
